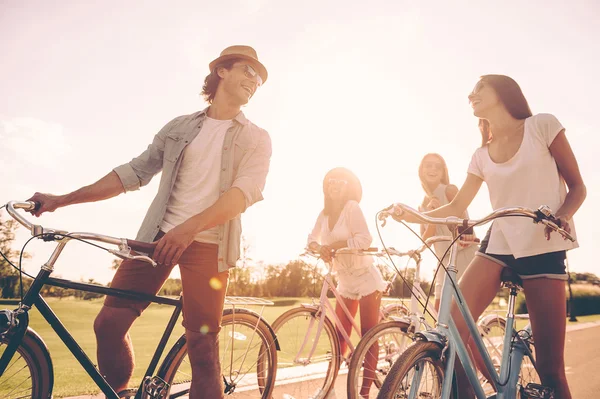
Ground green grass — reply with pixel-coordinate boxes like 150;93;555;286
3;297;599;397
6;298;301;397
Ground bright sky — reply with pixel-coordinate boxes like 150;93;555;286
2;0;599;285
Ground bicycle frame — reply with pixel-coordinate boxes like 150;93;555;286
416;234;530;399
0;256;182;399
295;239;454;366
293;267;362;365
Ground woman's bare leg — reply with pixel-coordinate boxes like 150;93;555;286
523;278;571;399
335;296;359;357
357;290;382;398
451;256;503;398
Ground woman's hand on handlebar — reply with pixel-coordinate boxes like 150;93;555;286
308;242;334;262
25;192;65;217
458;233;477;248
545;215;571;241
391;204;406;221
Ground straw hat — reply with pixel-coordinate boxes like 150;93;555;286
208;45;268;83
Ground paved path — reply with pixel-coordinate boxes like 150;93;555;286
66;320;600;399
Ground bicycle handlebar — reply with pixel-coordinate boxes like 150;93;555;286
5;201;157;266
302;235;478;262
378;203;575;242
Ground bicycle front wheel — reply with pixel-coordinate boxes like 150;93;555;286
517;336;540;398
155;310;278;398
270;307;341;399
347;320;413;399
377;340;455;399
0;329;53;398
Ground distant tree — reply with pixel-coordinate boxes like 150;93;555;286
111;259;122;270
0;214;31;298
159;278;183;296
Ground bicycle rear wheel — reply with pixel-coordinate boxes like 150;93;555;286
155;310;277;398
478;314;506;394
270;307;341;399
347;320;412;399
0;329;53;398
517;336;540;398
376;340;456;399
381;303;409;321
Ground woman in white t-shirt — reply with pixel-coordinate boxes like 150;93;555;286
417;153;478;311
307;167;387;398
394;75;586;398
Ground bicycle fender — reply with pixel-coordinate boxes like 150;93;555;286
0;326;54;387
477;314;506;333
24;326;54;376
222;308;281;351
413;330;446;347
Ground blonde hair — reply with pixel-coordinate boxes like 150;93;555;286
418;153;449;196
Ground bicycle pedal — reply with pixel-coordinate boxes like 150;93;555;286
117;388;138;398
520;383;555;399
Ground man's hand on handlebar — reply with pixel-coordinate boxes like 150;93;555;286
153;223;196;267
26;192;64;217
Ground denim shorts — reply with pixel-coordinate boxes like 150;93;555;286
475;228;567;281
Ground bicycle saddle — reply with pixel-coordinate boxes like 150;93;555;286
500;268;523;290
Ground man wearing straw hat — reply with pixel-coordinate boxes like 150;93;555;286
27;45;272;398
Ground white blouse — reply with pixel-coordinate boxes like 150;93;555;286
307;200;374;272
468;113;578;258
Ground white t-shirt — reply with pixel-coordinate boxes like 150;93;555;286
160;117;232;244
468;113;578;258
307;200;374;272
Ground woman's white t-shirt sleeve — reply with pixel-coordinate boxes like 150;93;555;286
534;113;565;147
467;149;484;179
345;201;373;249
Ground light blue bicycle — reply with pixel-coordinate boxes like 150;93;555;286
375;204;574;399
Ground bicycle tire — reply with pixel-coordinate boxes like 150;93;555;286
0;328;54;398
153;310;277;398
381;303;409;321
376;340;456;399
269;307;341;399
478;314;506;367
347;320;412;399
517;336;540;398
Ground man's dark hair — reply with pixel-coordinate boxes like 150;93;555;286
201;58;241;104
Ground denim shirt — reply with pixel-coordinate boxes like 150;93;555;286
113;108;272;272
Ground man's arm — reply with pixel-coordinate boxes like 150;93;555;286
153;187;246;266
154;126;273;266
27;171;125;217
27;117;181;217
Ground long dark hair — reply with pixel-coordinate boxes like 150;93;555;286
201;58;240;104
477;75;533;146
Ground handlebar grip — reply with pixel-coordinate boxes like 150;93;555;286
33;201;41;212
126;239;157;255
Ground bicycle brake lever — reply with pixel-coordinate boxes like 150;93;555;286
540;220;575;242
130;255;158;267
108;249;158;267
